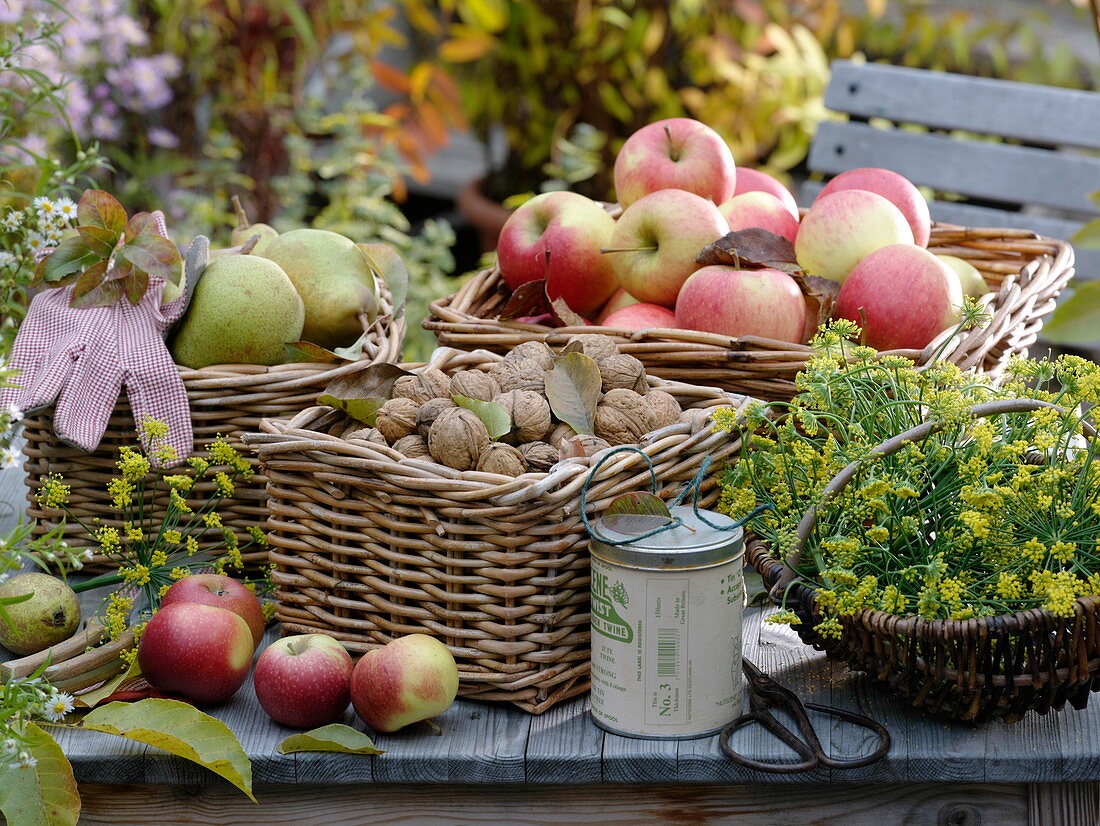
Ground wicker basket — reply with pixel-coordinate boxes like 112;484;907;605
244;347;752;713
747;398;1100;724
426;222;1074;400
22;283;406;571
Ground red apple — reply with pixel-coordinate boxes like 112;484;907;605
613;118;736;208
601;302;677;331
138;602;254;705
606;189;729;307
815;168;931;247
161;574;265;648
253;634;353;728
594;287;640;324
675;266;806;343
497;191;618;316
835;244;962;351
733;168;799;218
795;190;914;283
718;191;800;243
351;634;459;733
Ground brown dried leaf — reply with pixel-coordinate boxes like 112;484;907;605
544;352;601;436
696;229;801;274
794;273;841;334
322;363;411;404
550;297;588;328
602;491;674;535
500;279;552;321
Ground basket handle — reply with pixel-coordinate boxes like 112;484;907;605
771;398;1095;596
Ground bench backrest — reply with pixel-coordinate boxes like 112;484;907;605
802;60;1100;280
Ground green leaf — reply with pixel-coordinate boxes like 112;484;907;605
76;190;126;235
457;0;507;33
73;656;142;709
75;225;120;258
81;699;254;801
1072;218;1100;250
544;352;601;436
276;724;384;756
284;341;341;363
1042;281;1100;345
453;394;511;440
116;235;181;284
34;236;97;284
602;491;674;535
70;260;109;304
358;243;408;319
0;723;80;826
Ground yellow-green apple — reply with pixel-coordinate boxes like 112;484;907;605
613;118;736;208
733;168;799;218
350;634;459;733
594;287;640;324
815;168;931;247
496;191;618;317
795;190;914;283
674;266;806;343
835;244;962;351
605;189;728;307
600;302;677;331
718;191;800;243
253;634;353;728
937;254;988;298
160;574;265;648
138;602;254;705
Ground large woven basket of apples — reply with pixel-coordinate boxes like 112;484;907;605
426;118;1074;401
24;199;406;569
245;335;753;713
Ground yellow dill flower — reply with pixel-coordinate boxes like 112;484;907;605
959;509;991;539
119;647;138;667
170;567;190;579
96;527;121;555
814;616;843;639
36;475;70;509
766;609;802;626
150;550;168;567
187;456;210;475
262;601;277;622
865;526;889;544
879;585;906;614
158;583;171;597
153;443;178;466
125;525;143;542
917;585;941;618
169;489;192;513
185;536;199;556
214;472;234;497
1050;540;1076;563
247;526;269;547
710;406;743;433
108;478;133;509
1035;570;1079;618
117;447;150;481
163;475;193;492
121;564;151;585
202;512;223;529
138;419;168;441
1022;538;1046;564
163;530;182;545
103;593;133;639
996;572;1025;600
939;577;965;607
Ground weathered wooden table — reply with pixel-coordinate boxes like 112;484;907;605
2;468;1099;825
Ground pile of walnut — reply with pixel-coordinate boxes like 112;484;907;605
364;335;696;477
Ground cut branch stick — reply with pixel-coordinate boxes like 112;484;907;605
1;621;107;681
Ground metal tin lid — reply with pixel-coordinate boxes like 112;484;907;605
589;505;744;569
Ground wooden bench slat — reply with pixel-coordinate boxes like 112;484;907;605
808;121;1100;214
825;60;1100;150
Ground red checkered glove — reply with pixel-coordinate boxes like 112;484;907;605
1;214;209;467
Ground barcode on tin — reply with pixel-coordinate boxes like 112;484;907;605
657;628;680;678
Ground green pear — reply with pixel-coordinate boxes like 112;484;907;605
230;195;278;256
170;254;304;368
260;229;379;350
0;573;81;655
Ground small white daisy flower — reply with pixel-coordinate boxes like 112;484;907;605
55;198;77;220
1;447;20;469
32;196;55;217
15;751;36;769
1;738;18;756
42;692;74;721
6;403;23;423
1;209;24;231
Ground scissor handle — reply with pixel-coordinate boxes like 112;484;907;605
718;710;821;774
801;702;891;770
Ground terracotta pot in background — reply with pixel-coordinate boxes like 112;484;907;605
456;178;512;253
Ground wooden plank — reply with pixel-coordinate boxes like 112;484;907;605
0;455;25;536
808;121;1100;214
74;781;1031;825
825;60;1100;150
524;693;603;784
1029;782;1100;826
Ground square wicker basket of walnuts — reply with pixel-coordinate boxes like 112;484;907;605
246;336;752;713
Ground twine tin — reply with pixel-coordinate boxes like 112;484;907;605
588;505;745;739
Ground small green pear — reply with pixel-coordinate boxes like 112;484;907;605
170;254;305;368
0;573;81;655
229;195;278;256
260;229;380;350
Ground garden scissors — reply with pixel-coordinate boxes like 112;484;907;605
719;658;890;773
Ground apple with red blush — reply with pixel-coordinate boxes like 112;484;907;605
719;191;800;243
835;244;962;351
594;288;640;324
795;190;914;283
733;168;799;218
613;118;736;207
815;167;931;247
161;573;265;648
674;266;806;343
253;633;353;728
497;191;618;317
351;634;459;733
138;602;255;705
600;303;677;331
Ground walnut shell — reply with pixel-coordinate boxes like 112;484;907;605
547;422;578;449
594;388;657;445
493;389;551;444
598;353;648;395
392;434;431;459
376;397;419;443
427;407;490;471
416;397;457;439
489;358;546;394
504;341;555;371
393;368;450;405
345;427;388;446
647;390;682;430
561;433;612;458
519;441;558;472
448;371;500;403
569;333;620;362
476;442;525;477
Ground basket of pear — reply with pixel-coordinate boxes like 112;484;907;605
244;335;752;713
24;197;406;570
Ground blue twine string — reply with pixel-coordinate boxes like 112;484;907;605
579;445;769;547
